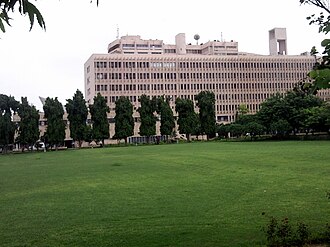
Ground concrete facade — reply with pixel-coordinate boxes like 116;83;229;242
84;29;328;138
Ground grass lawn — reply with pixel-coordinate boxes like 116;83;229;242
0;141;329;247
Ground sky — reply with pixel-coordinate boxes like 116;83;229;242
0;0;327;111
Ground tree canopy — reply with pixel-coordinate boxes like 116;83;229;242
300;0;330;90
16;97;39;151
175;98;199;142
0;0;99;32
137;94;157;142
195;91;216;140
156;96;175;138
89;93;110;146
0;94;19;153
114;96;134;144
43;97;66;149
65;89;88;148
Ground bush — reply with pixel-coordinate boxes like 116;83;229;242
264;217;310;247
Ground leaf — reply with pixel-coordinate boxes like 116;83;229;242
0;17;5;33
23;1;46;31
321;39;330;47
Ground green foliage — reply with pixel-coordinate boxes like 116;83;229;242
65;90;88;148
43;97;66;149
196;91;216;139
0;0;45;32
16;97;40;150
257;88;323;135
175;98;199;141
137;95;157;140
0;94;19;153
300;0;330;89
264;217;311;247
0;0;99;32
89;93;110;145
237;103;249;116
217;123;229;138
227;123;244;137
270;119;291;137
156;96;175;137
114;96;134;143
245;121;265;137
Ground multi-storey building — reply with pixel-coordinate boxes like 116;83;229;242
84;28;327;138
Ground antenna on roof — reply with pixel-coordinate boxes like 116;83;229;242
221;32;223;42
194;34;200;45
116;24;119;39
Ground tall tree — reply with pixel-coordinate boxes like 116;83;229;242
137;94;157;143
175;98;199;142
113;96;134;144
0;94;19;153
43;97;66;150
157;96;175;140
17;97;40;151
0;0;99;33
89;93;109;146
65;89;88;148
195;91;216;140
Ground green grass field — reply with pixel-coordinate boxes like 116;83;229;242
0;141;329;247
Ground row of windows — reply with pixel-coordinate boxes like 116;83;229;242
95;71;306;82
94;81;294;93
91;60;314;71
122;44;162;49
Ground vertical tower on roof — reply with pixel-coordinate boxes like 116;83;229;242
269;28;287;55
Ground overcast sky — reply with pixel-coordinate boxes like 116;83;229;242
0;0;327;111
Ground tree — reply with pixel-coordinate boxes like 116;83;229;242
237;104;249;117
43;97;66;150
137;94;157;143
195;91;216;140
0;0;98;33
113;96;134;144
217;124;229;139
156;96;175;141
0;94;19;153
227;123;244;138
175;98;199;142
65;89;88;148
257;93;290;132
17;97;39;151
300;0;330;90
244;122;265;140
302;106;327;133
270;119;291;138
89;93;109;146
285;88;323;132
